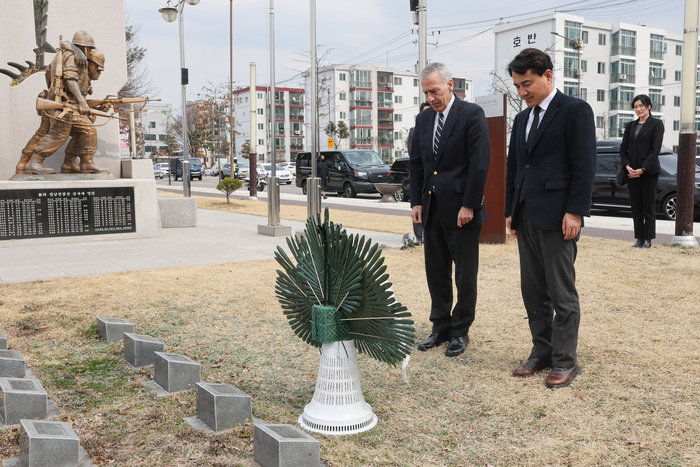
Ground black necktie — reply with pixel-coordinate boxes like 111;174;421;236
434;112;444;158
527;105;541;152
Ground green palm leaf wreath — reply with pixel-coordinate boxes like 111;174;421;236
274;209;415;366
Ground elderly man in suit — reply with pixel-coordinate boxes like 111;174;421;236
410;62;490;357
505;48;596;388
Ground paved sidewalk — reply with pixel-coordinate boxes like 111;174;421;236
0;209;404;284
0;192;697;283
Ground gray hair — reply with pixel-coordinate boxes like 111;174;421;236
420;62;452;83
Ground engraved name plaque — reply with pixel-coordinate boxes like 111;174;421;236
0;187;135;240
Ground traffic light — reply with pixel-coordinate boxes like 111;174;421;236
410;0;418;12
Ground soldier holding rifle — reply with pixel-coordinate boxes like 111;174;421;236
18;31;153;175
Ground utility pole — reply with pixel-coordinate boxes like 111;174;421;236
229;0;234;176
257;0;290;237
307;0;321;219
418;0;427;74
672;0;699;247
249;62;258;201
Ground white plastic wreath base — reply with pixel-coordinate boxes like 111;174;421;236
298;339;378;435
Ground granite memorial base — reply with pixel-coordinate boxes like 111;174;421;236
123;333;164;368
196;382;252;432
253;424;320;467
19;420;80;467
0;180;159;247
96;317;134;343
0;350;25;378
0;378;47;425
153;352;200;393
157;196;197;228
0;332;6;350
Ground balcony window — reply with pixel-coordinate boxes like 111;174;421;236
564;20;582;49
276;122;284;136
453;78;467;95
290;137;304;151
649;90;663;112
563;82;579;98
611;29;636;56
378;129;393;146
609;86;634;110
274;107;284;120
350;108;372;127
610;59;635;84
378;109;393;128
275;91;285;105
289;108;304;121
350;69;371;88
291;122;303;136
564;52;579;78
289;92;304;106
350;89;372;108
377;91;393;109
650;34;664;59
649;62;664;86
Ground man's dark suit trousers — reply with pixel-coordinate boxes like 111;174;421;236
516;203;580;368
423;198;481;338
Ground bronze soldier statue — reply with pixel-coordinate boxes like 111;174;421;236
20;31;109;175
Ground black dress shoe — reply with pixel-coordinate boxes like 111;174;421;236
641;240;651;248
417;333;449;351
632;239;643;248
445;336;468;357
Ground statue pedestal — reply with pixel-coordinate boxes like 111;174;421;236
0;178;159;246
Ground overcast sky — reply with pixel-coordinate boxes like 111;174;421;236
124;0;687;108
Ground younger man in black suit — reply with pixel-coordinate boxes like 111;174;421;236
410;63;490;357
505;48;596;388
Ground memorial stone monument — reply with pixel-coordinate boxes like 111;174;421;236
0;0;160;244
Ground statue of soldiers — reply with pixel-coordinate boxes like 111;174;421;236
23;30;109;175
15;37;88;174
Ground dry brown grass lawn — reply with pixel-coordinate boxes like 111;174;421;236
0;209;699;465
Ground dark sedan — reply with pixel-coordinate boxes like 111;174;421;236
593;140;700;220
389;156;410;202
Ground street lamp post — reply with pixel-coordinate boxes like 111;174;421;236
159;0;200;198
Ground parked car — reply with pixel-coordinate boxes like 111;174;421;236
205;166;218;176
296;149;390;197
238;160;250;179
172;157;203;181
155;162;170;174
592;139;700;221
389;156;410;202
220;163;232;178
261;163;294;184
153;165;166;179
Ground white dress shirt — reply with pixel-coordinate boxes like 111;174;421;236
525;87;558;140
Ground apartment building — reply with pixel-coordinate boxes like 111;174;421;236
233;86;305;163
494;12;688;151
138;103;173;158
303;65;473;162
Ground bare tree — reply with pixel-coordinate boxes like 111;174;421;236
119;22;158;100
488;70;523;135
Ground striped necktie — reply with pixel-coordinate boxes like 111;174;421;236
434;112;444;157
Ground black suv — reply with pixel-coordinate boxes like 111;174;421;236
296;149;390;197
389;156;410;202
593;139;700;220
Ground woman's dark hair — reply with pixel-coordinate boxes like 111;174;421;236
631;94;653;113
507;48;553;77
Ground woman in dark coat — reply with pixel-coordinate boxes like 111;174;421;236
318;155;330;199
620;94;665;248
